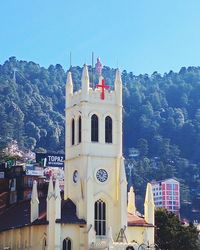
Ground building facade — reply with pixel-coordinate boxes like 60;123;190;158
0;65;155;250
151;178;180;216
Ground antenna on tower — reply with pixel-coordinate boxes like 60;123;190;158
69;52;72;69
117;59;119;69
92;52;94;89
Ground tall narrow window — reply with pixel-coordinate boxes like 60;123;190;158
42;238;47;250
78;116;82;143
71;119;75;145
94;199;106;236
91;114;98;142
105;116;112;143
63;238;72;250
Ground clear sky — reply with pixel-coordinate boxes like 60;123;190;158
1;0;200;74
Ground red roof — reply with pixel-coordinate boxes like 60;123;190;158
127;213;154;227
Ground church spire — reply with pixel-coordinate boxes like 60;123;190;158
144;183;155;225
81;64;90;100
127;186;136;215
30;180;39;223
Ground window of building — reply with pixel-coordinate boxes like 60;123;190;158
42;238;47;250
91;114;98;142
78;116;82;143
71;119;75;145
63;238;72;250
105;116;112;143
94;199;106;236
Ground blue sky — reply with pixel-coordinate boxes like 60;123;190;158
1;0;200;74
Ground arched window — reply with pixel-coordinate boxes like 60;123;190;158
94;199;106;236
42;238;47;250
63;238;72;250
78;116;82;143
91;114;98;142
71;119;75;145
105;116;112;143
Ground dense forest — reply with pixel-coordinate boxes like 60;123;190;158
0;57;200;220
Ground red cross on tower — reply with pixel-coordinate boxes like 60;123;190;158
96;79;110;100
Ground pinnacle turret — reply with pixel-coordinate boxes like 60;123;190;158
54;178;61;200
54;178;61;220
31;180;39;201
30;180;39;223
114;68;122;86
65;71;73;108
127;186;136;215
144;183;155;225
66;71;73;94
144;183;154;205
47;176;54;199
81;64;90;100
114;69;122;105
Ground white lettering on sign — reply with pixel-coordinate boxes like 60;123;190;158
48;156;64;162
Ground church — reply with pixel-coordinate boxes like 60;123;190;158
0;64;155;249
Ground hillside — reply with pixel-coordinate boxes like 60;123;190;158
0;57;200;220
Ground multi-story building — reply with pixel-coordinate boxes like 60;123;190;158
151;178;180;216
0;163;48;214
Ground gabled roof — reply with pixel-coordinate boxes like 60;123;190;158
56;199;86;225
127;213;154;227
0;198;86;232
0;198;47;232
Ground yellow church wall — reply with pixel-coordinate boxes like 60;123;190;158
0;231;5;248
31;225;47;249
0;225;47;250
127;226;154;246
127;226;146;245
65;155;124;228
61;224;85;249
65;103;122;159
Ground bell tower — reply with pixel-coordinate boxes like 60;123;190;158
64;63;127;244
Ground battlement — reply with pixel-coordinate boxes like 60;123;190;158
66;65;122;109
66;87;116;108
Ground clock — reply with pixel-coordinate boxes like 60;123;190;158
96;169;108;182
73;170;79;183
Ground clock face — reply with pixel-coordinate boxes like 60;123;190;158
96;169;108;182
73;170;79;183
